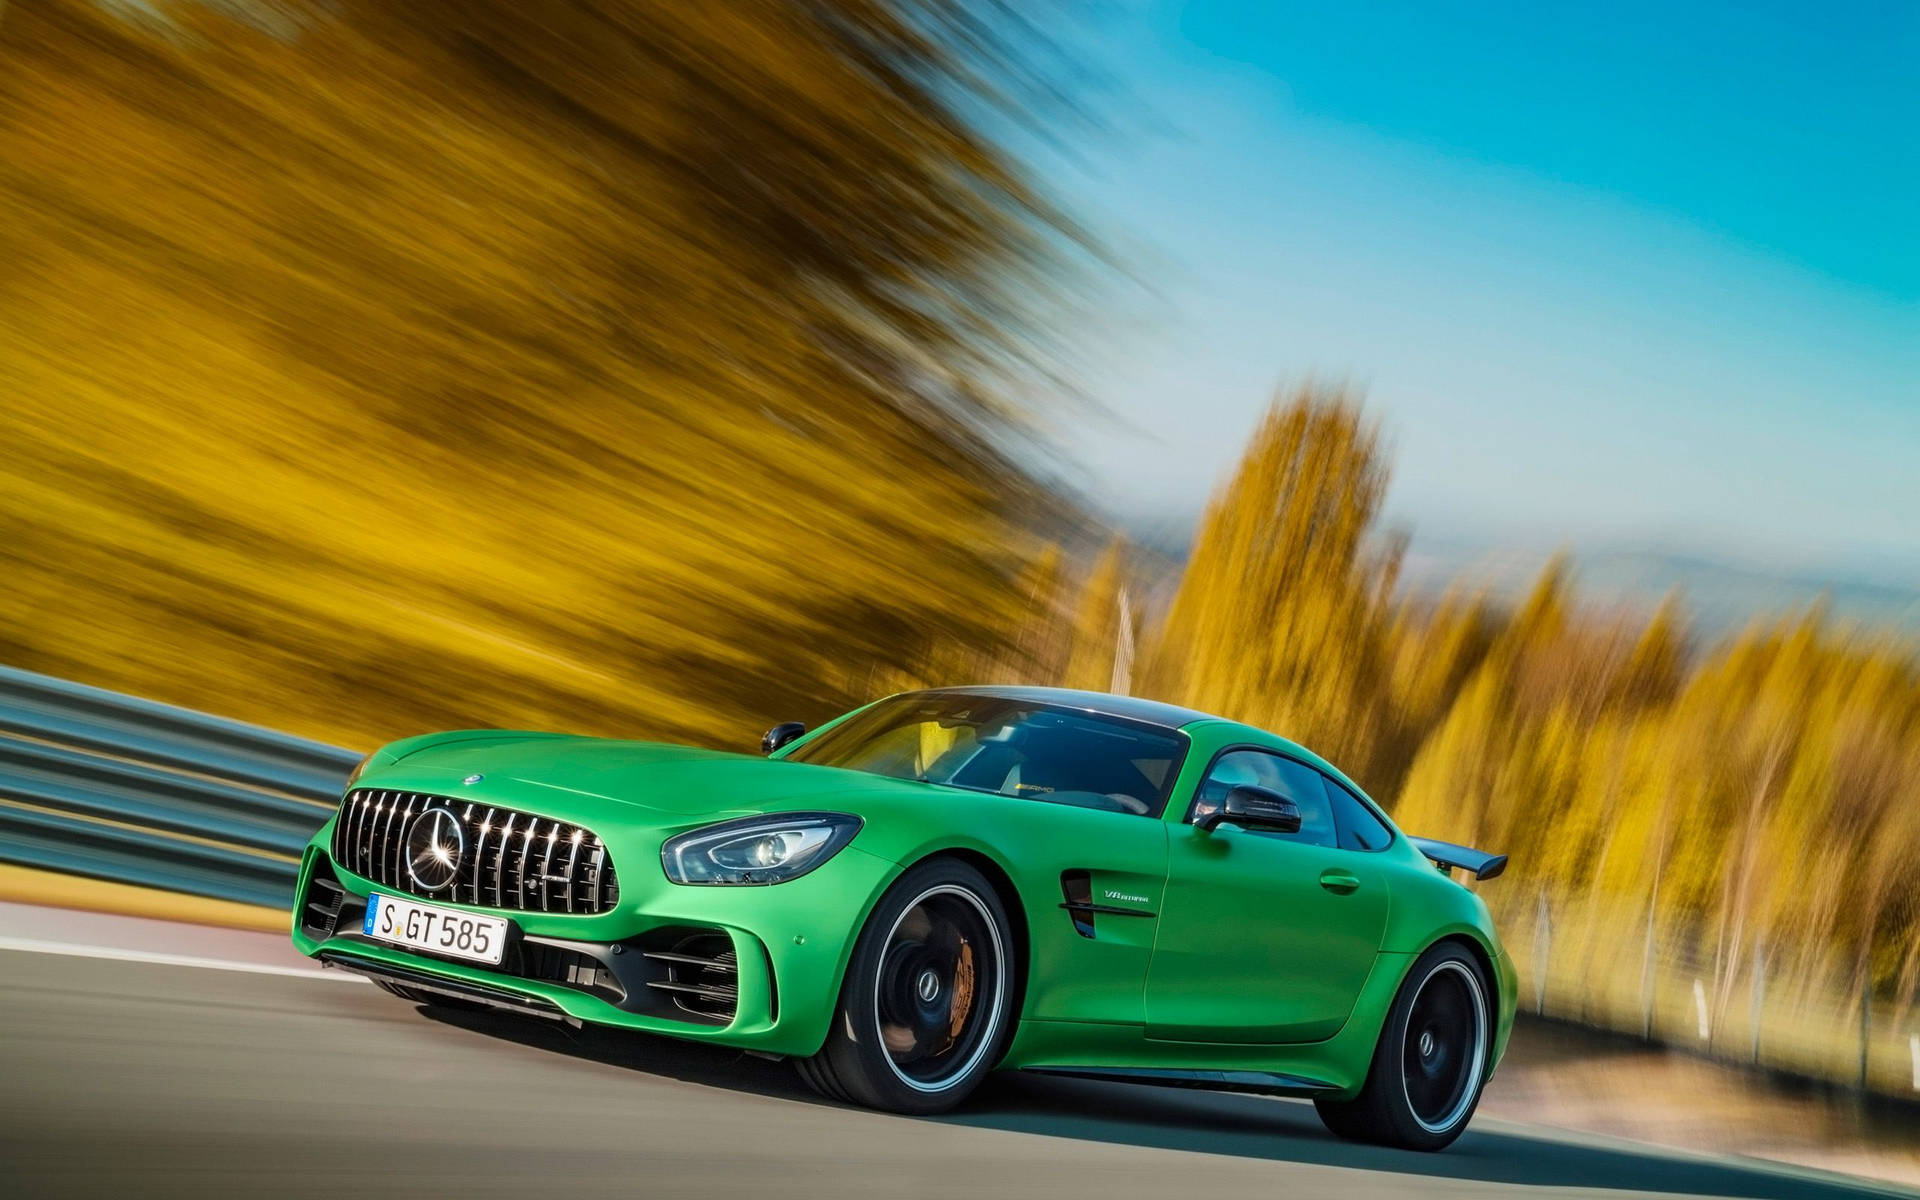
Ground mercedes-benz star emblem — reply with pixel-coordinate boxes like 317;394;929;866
462;773;484;785
404;806;465;893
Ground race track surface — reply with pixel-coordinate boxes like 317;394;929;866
0;945;1910;1200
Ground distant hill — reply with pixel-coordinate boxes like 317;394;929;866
1399;537;1920;638
1118;510;1920;639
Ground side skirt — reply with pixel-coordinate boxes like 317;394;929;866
1021;1065;1340;1097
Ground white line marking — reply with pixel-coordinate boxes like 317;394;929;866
0;935;366;982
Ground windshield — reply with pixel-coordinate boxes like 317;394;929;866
786;693;1188;817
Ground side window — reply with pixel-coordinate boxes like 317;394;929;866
1189;750;1337;848
1322;774;1394;851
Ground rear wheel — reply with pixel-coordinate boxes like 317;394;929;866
1314;942;1491;1151
798;858;1015;1114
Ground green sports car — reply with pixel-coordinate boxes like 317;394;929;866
292;685;1514;1150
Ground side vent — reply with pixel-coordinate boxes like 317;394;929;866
1059;870;1158;938
1059;870;1096;938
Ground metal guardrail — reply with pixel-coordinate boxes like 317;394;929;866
0;664;359;909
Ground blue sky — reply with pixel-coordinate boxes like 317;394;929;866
1054;1;1919;580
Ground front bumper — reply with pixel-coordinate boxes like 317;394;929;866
291;816;900;1058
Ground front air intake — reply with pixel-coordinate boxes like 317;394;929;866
640;930;738;1024
299;859;348;939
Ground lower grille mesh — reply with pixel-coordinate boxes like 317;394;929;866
332;789;619;914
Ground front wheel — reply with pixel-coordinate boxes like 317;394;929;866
1314;942;1492;1151
797;858;1015;1114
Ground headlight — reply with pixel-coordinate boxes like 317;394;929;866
661;812;862;886
344;752;375;791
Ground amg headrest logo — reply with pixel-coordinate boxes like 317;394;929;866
1103;889;1149;905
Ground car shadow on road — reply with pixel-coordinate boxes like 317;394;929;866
958;1072;1908;1200
422;1005;1905;1200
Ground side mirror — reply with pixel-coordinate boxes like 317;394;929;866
761;721;807;755
1198;784;1302;834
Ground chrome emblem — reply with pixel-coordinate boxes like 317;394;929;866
404;806;465;893
462;773;485;785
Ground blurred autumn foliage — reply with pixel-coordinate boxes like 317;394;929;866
4;0;1917;1084
1100;385;1920;1071
990;382;1920;1052
0;0;1103;744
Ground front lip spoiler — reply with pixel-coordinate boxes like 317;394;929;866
318;950;582;1027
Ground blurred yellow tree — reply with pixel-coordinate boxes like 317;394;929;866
0;0;1102;746
1134;384;1920;1032
1146;384;1401;785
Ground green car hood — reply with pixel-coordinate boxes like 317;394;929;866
374;731;921;823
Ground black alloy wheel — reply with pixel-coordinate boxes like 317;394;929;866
797;858;1015;1114
1401;959;1484;1134
873;884;1000;1089
1313;941;1492;1151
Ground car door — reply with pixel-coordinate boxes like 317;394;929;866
1144;747;1390;1043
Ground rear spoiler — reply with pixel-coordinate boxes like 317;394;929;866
1409;837;1508;882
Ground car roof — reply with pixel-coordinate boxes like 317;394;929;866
916;685;1222;732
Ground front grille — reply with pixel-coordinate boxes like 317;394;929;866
332;788;620;914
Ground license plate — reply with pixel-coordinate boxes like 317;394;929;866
364;893;509;965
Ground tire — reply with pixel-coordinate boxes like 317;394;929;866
1314;941;1493;1151
798;858;1016;1114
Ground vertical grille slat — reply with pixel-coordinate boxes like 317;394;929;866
338;794;357;873
516;818;540;909
458;804;475;906
591;842;608;912
538;824;560;914
354;793;373;875
368;791;395;875
470;806;495;908
562;831;582;915
337;794;358;874
359;791;383;871
390;794;417;887
331;790;618;916
494;812;517;909
378;793;398;883
353;792;372;875
375;792;402;881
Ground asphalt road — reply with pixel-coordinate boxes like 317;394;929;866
1;947;1910;1200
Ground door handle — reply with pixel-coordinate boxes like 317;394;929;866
1319;869;1361;895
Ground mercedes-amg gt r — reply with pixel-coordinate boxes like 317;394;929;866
292;685;1513;1150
